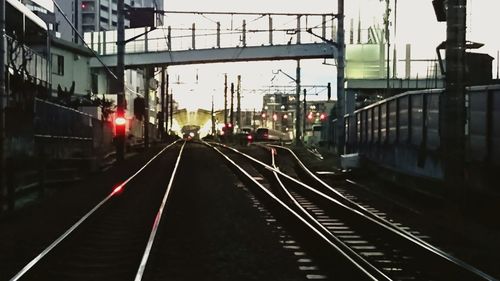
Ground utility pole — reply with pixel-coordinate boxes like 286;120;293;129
143;67;150;148
116;0;126;161
335;0;346;155
230;82;235;126
303;89;307;142
165;73;169;135
0;0;6;208
384;0;391;96
442;0;466;206
224;74;228;126
160;67;166;140
295;60;302;145
211;95;215;135
169;89;173;130
236;75;241;131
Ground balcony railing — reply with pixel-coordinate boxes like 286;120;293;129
6;35;49;84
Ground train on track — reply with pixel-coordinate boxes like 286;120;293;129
254;127;292;142
181;125;201;140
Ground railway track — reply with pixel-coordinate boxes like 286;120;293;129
8;139;497;281
9;141;185;281
209;142;497;281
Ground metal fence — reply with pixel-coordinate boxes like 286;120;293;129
33;98;114;159
332;85;500;179
34;98;94;141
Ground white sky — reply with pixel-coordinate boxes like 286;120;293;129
162;0;500;111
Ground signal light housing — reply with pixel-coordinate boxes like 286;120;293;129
115;117;126;126
114;116;126;137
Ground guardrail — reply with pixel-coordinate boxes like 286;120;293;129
6;36;49;84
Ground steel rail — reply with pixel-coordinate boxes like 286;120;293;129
262;145;391;280
135;141;186;280
205;141;380;281
218;143;497;281
9;140;181;281
268;144;498;280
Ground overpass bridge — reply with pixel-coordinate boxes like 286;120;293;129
85;12;337;68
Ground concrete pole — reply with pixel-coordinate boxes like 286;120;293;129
303;89;307;142
242;20;246;46
216;22;221;48
237;75;241;130
167;73;170;133
295;60;302;145
296;15;301;44
143;67;150;148
160;67;166;140
335;0;346;155
230;82;234;126
384;0;391;96
269;16;273;45
169;89;173;129
322;15;327;39
224;74;228;125
442;0;466;205
116;0;126;161
192;23;196;50
167;26;171;50
211;95;215;135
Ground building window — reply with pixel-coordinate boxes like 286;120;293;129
91;73;98;95
52;54;64;76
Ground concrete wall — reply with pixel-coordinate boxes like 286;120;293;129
50;45;91;96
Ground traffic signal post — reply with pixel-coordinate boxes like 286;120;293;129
115;0;126;162
115;0;157;161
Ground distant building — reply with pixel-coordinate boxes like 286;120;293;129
53;0;163;44
261;93;296;133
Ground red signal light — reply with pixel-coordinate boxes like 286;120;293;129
114;116;126;136
308;113;314;120
115;116;126;126
320;113;326;120
261;113;266;118
81;3;86;9
272;114;278;121
247;134;253;140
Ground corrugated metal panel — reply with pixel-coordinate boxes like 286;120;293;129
388;100;397;144
411;94;423;146
468;91;487;161
380;103;387;143
399;95;409;143
426;92;440;151
367;109;373;143
373;106;379;143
